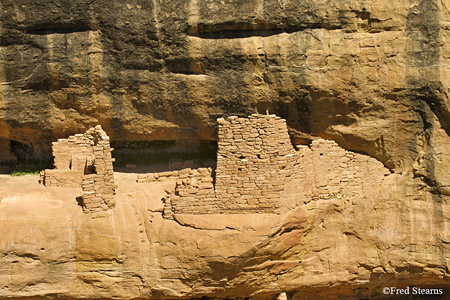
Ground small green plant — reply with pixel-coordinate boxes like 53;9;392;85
10;171;39;177
0;160;53;176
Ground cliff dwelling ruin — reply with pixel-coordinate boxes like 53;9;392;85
2;2;449;298
138;114;390;218
40;125;116;213
38;114;391;217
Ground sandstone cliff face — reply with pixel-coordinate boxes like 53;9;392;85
1;0;450;299
0;0;449;171
1;165;449;300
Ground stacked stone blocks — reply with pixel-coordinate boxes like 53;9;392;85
161;114;305;216
80;126;116;213
40;133;94;187
40;125;116;213
162;168;215;219
214;114;298;212
137;170;187;183
159;114;389;217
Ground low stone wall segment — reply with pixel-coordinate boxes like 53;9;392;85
40;125;116;213
156;114;389;217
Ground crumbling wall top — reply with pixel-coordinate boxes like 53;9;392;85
41;125;116;213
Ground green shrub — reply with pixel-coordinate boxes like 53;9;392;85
1;160;53;176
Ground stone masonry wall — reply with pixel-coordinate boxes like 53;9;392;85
40;132;94;187
281;140;389;211
162;168;215;219
159;114;390;217
40;125;116;213
161;114;306;216
80;126;116;213
137;170;185;183
214;114;297;212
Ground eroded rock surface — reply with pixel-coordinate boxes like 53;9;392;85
0;163;449;300
1;0;450;299
0;0;449;173
0;115;449;300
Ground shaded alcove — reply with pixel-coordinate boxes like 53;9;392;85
111;140;217;173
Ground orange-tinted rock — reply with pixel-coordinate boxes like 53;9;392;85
0;1;450;299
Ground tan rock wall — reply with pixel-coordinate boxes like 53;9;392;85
137;170;187;183
41;132;94;187
161;114;303;215
0;138;15;162
80;126;116;213
52;134;94;170
0;1;449;298
40;125;116;213
214;114;295;212
282;140;390;210
1;166;450;300
40;169;83;187
163;168;215;218
1;0;448;179
160;114;390;217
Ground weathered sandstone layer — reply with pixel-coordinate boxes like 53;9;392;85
0;164;449;300
0;0;449;173
1;0;450;299
1;113;450;300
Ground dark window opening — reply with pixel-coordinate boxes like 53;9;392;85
84;164;95;175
